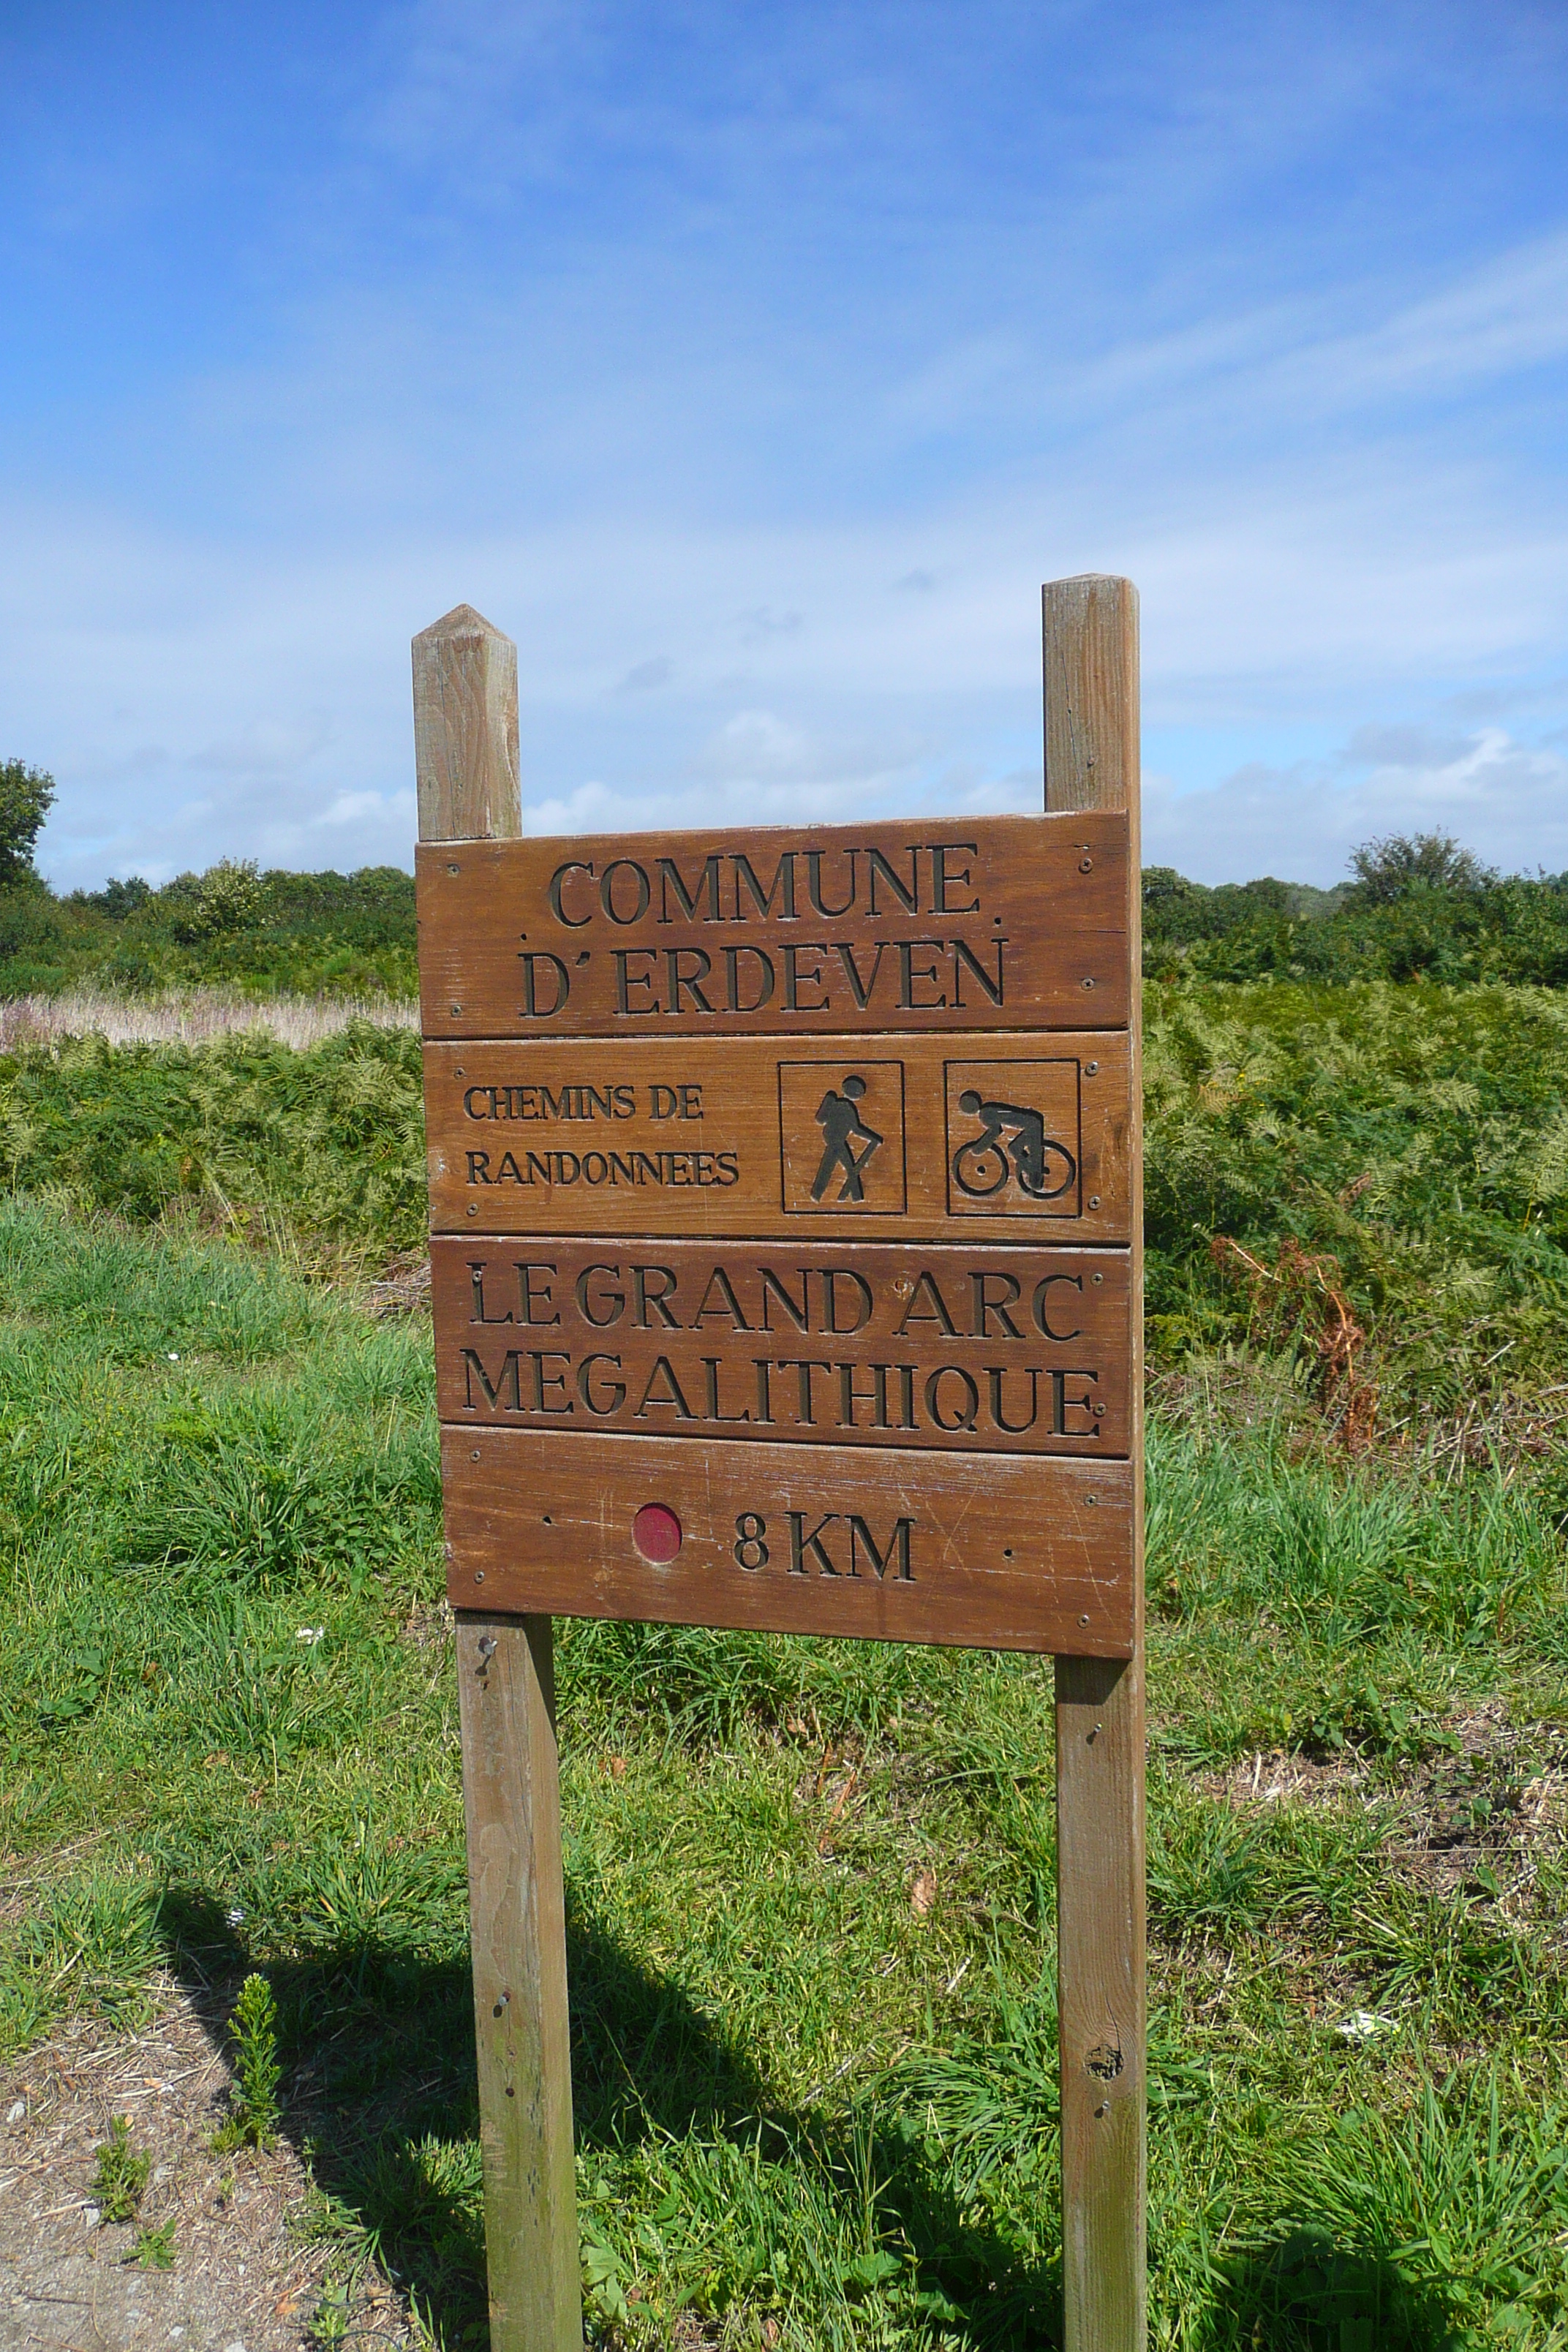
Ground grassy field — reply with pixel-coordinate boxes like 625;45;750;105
2;972;1567;2348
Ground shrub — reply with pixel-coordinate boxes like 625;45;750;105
0;760;54;886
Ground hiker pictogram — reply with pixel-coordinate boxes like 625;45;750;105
811;1074;883;1202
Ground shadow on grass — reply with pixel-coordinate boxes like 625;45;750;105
155;1890;1465;2352
1207;2231;1464;2351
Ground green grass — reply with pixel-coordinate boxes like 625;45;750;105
4;1194;1567;2347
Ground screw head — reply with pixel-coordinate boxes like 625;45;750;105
1079;857;1093;873
1085;1060;1098;1074
1088;1194;1101;1210
1080;976;1096;990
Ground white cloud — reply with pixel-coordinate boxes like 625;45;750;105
1147;726;1568;886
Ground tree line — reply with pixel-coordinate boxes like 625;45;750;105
2;755;1565;993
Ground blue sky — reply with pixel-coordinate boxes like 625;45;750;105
3;1;1567;889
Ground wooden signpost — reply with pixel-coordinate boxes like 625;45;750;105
415;576;1145;2352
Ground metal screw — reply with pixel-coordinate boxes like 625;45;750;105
472;1448;480;1460
1078;1613;1090;1627
1085;1060;1098;1074
1092;1273;1104;1285
1085;1495;1098;1507
477;1635;497;1661
1094;1402;1107;1415
467;1205;478;1216
1088;1194;1101;1209
1079;857;1093;874
451;1004;462;1015
474;1571;485;1583
1080;976;1096;990
448;862;459;875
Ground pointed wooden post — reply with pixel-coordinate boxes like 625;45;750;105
1044;576;1147;2352
413;605;583;2352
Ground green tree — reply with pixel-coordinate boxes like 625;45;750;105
1348;829;1494;902
0;759;56;886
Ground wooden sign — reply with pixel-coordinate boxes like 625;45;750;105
416;579;1146;2352
421;812;1136;1657
431;1237;1134;1452
417;812;1131;1036
423;1027;1134;1238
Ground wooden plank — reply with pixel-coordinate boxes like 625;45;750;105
1055;1655;1147;2347
1044;578;1140;817
417;810;1130;1038
414;606;521;845
442;1427;1136;1655
1044;575;1146;2352
432;1235;1134;1456
456;1614;581;2352
423;1030;1134;1241
415;604;583;2352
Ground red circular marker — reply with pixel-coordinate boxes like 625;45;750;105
632;1503;683;1564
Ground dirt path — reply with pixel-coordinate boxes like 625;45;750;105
0;1978;409;2352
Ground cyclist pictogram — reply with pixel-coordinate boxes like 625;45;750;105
951;1090;1077;1201
943;1058;1082;1217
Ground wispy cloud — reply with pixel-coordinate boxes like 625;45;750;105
1;1;1565;887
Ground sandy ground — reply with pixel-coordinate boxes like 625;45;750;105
0;1978;410;2352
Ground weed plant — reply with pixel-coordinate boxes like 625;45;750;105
2;1199;1567;2345
92;2115;151;2221
216;1972;283;2149
129;2219;178;2269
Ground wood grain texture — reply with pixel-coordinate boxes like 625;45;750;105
416;811;1130;1038
1044;578;1140;821
456;1616;581;2352
433;1236;1134;1456
413;606;522;846
442;1427;1136;1654
1045;573;1146;2352
423;1030;1134;1243
1055;1654;1147;2348
415;606;582;2352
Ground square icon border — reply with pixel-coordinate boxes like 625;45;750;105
941;1057;1083;1218
777;1058;908;1215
